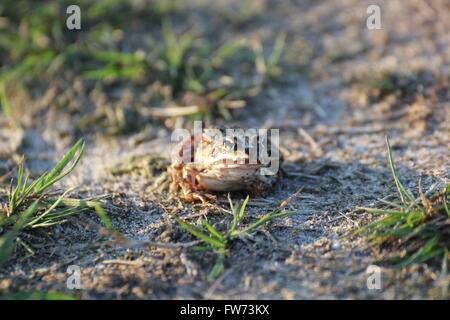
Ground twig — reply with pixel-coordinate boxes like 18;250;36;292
298;128;323;156
280;187;304;208
328;126;386;135
140;105;207;117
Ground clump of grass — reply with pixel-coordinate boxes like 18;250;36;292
147;26;290;122
0;138;105;267
351;137;450;270
83;50;146;81
7;139;85;215
252;31;288;79
157;19;253;99
176;195;296;278
160;19;197;96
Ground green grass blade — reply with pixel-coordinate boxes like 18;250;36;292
369;227;415;240
176;217;225;248
9;162;24;213
0;201;38;267
385;136;415;204
25;188;74;228
399;235;440;267
415;247;445;264
377;199;409;210
213;38;247;60
42;198;103;208
203;220;224;241
268;31;287;68
228;195;239;233
30;220;69;228
358;207;406;215
0;292;78;300
36;138;85;192
230;210;296;237
22;174;46;198
209;248;226;279
34;207;89;225
443;187;450;217
351;214;404;236
94;204;113;230
238;195;250;222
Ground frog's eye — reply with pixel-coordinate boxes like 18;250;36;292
223;139;236;150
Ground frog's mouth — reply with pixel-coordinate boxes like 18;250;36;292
196;164;262;192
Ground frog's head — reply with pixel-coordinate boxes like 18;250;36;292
193;128;262;168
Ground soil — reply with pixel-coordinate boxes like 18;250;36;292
0;0;449;299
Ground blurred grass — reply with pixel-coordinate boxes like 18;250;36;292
0;0;180;82
0;291;78;300
0;0;299;133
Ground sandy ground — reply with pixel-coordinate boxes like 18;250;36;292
0;0;449;299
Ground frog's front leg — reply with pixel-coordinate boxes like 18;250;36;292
171;166;213;203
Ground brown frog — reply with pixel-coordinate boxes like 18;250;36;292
168;127;280;202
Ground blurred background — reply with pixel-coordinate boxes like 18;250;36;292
0;0;310;140
1;0;449;144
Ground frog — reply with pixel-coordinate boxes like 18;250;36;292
167;127;281;203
